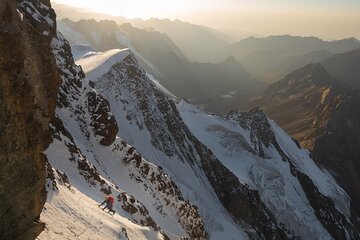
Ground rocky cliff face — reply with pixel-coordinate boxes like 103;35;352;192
0;0;60;239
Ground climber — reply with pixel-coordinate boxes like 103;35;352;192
98;195;116;215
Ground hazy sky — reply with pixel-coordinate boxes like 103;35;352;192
52;0;360;40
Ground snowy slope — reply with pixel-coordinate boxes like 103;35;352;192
76;48;131;81
39;185;164;240
178;102;353;239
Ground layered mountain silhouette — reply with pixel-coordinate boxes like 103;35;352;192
323;48;360;89
231;35;360;82
53;2;230;62
128;18;230;62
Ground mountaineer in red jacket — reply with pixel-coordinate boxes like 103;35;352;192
98;195;116;215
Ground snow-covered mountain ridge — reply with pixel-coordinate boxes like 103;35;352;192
15;1;359;239
46;32;358;240
57;44;358;239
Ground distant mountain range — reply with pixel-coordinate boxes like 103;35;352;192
53;2;230;62
232;35;360;57
231;35;360;82
323;48;360;89
54;3;360;110
128;18;230;62
249;49;360;218
59;19;186;62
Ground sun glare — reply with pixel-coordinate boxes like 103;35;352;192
51;0;360;39
113;0;188;19
52;0;199;19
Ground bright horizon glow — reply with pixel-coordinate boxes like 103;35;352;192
51;0;215;18
51;0;360;40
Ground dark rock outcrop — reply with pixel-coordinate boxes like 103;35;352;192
0;0;60;239
87;91;118;146
228;108;280;158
